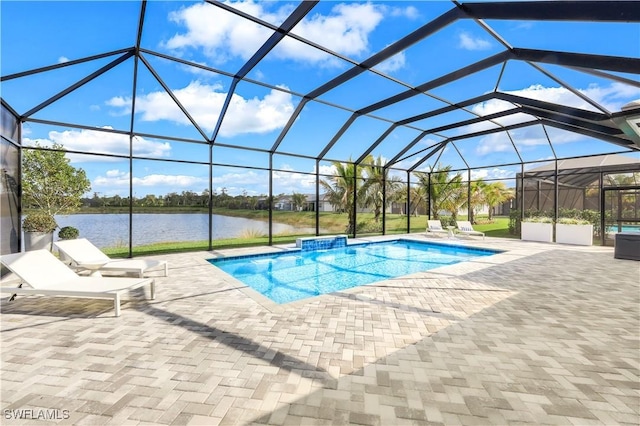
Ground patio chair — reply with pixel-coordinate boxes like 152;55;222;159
426;220;449;237
456;221;485;240
0;250;155;317
54;238;168;278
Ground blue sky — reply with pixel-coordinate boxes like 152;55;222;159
2;0;639;197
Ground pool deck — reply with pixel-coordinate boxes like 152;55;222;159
1;234;639;425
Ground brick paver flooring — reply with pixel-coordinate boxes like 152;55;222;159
1;235;639;425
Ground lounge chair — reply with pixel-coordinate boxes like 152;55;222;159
456;221;485;240
54;238;168;278
0;250;155;317
426;220;449;237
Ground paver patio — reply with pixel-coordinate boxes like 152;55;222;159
1;235;639;425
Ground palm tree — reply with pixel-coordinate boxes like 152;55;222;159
360;155;403;222
442;176;466;221
408;185;427;216
320;159;362;233
291;192;307;212
483;182;513;221
415;164;464;220
469;179;487;223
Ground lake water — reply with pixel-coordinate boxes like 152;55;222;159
53;213;317;248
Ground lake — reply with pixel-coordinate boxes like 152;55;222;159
53;213;317;248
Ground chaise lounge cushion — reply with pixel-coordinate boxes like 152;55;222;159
54;238;168;278
1;250;155;317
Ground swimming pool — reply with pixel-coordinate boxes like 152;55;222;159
209;239;499;304
607;225;640;233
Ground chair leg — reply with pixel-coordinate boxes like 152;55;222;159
150;280;156;300
8;283;23;301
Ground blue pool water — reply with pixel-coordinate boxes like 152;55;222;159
209;240;499;304
607;225;640;233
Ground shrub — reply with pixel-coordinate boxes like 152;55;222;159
558;208;600;234
508;210;521;235
524;209;553;220
556;217;590;225
356;220;382;234
439;216;456;227
22;212;57;233
239;228;266;239
58;226;79;240
522;216;553;223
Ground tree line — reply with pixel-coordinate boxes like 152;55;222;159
81;189;275;210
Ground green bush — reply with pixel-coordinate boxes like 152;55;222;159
438;216;456;227
356;220;382;234
524;209;553;220
508;210;521;235
559;208;600;234
58;226;79;240
523;216;554;223
22;212;57;233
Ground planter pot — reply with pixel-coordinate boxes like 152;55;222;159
521;222;553;243
24;231;54;251
556;223;593;246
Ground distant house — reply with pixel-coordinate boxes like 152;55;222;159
305;194;333;212
274;196;293;211
272;194;333;212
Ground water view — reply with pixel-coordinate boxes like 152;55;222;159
53;213;316;248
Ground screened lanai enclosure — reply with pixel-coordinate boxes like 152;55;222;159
1;0;639;256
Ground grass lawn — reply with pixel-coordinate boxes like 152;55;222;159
472;217;515;238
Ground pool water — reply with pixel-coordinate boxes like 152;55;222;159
607;225;640;233
209;239;499;304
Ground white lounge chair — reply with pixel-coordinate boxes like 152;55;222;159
426;220;449;237
456;221;485;240
0;250;155;317
54;238;168;278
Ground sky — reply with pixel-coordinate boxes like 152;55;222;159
1;0;639;198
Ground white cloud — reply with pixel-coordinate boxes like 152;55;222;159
106;81;294;137
58;56;69;63
375;51;406;73
212;163;338;196
213;169;269;195
253;69;266;81
458;32;491;51
164;2;278;63
581;82;640;112
390;5;419;20
470;167;517;183
22;127;171;162
469;83;640;155
474;128;544;156
283;3;383;59
93;169;207;188
164;1;384;66
273;169;316;191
